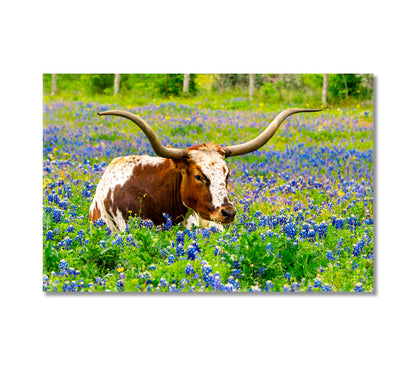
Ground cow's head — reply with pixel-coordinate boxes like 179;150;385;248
97;107;321;225
177;144;235;224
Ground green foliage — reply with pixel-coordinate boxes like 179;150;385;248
212;74;264;91
328;74;363;100
154;74;198;97
43;73;373;112
80;74;115;95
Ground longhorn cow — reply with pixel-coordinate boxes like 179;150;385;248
89;108;320;232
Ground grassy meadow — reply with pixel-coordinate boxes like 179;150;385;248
43;75;373;292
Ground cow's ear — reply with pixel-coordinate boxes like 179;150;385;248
215;146;227;159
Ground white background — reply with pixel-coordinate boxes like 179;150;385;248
1;1;415;373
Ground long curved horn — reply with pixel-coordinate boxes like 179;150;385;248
97;110;187;159
223;108;321;158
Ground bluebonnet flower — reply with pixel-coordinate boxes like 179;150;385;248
176;243;184;257
111;234;123;246
126;234;135;246
149;264;157;271
43;275;50;291
63;236;72;248
82;187;91;198
213;272;222;291
142;271;152;281
58;199;68;210
169;284;180;292
184;263;194;275
201;228;211;239
94;218;106;228
317;221;327;239
176;231;185;245
313;277;323;289
163;213;172;230
284;272;291;281
265;280;274;292
308;229;316;241
52;208;63;223
187;240;200;260
59;259;69;276
159;278;168;288
322;283;332;292
46;230;54;240
283;223;297;239
352;244;360;257
326;250;335;261
47;193;54;204
232;268;242;278
354;282;365;292
167;254;175;265
333;217;345;229
224;283;235;292
68;280;77;292
347;214;357;230
116;279;124;292
290;282;300;292
180;278;189;290
62;281;70;292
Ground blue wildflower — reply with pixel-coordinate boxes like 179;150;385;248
184;263;194;275
326;250;335;261
284;272;291;281
94;218;106;228
265;280;274;292
163;213;172;230
354;282;365;292
52;208;63;223
176;243;184;257
283;223;297;239
46;230;54;240
167;254;175;265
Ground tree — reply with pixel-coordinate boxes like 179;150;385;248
249;74;255;101
322;74;328;107
183;74;190;95
114;74;121;96
51;74;57;96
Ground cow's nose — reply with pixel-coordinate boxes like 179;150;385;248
221;207;236;220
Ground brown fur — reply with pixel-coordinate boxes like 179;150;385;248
90;144;236;229
89;201;101;221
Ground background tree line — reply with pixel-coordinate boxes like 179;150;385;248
44;73;373;108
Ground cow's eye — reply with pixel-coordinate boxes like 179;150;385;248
195;175;204;182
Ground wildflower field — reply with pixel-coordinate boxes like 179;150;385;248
43;100;373;292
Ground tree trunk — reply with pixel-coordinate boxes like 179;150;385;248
249;74;255;101
165;74;169;97
322;74;328;107
342;74;349;100
114;74;121;96
183;74;190;95
51;74;57;96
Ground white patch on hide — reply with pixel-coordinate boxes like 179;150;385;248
184;211;200;230
89;155;165;232
188;146;229;209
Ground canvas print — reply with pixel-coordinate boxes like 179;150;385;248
43;74;374;292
